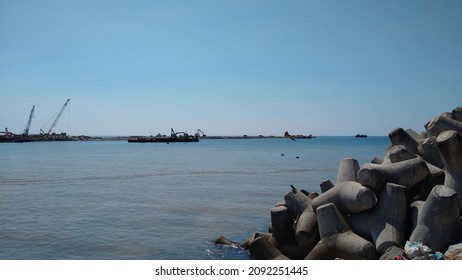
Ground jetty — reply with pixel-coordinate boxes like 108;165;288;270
216;105;462;260
128;128;202;143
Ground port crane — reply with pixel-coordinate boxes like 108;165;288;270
196;129;206;137
40;99;70;135
23;105;35;136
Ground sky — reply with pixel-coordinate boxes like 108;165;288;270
1;0;461;136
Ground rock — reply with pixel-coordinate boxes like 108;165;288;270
444;242;462;260
379;246;406;260
215;235;240;247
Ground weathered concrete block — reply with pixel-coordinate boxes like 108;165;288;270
379;246;406;260
389;128;443;168
320;180;334;193
305;203;377;260
389;128;419;155
453;106;462;122
436;130;462;213
336;158;360;183
284;187;319;248
409;172;445;202
410;185;462;252
385;144;444;201
406;128;424;143
271;205;294;243
284;186;311;215
312;181;377;214
426;113;462;137
307;192;319;200
371;156;383;164
388;144;444;177
347;183;408;255
240;232;273;249
409;200;424;233
358;157;430;193
418;136;444;168
249;235;290;260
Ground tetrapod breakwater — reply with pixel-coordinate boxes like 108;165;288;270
217;106;462;260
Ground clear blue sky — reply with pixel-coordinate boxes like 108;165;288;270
1;0;461;136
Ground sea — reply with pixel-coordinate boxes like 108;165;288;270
0;136;390;260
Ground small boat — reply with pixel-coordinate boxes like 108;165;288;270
128;128;202;143
355;134;368;138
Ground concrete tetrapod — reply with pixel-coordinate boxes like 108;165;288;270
283;187;319;248
336;158;360;183
357;157;430;194
305;203;377;260
426;113;462;137
436;130;462;213
453;106;462;122
409;185;462;253
389;128;420;155
347;183;408;255
388;145;443;177
270;205;294;243
387;144;445;200
249;234;290;260
320;180;334;193
389;128;443;168
312;181;377;215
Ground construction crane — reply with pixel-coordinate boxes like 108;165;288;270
41;99;70;135
23;105;35;136
196;129;206;137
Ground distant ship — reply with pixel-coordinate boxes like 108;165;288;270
128;128;204;143
355;134;368;138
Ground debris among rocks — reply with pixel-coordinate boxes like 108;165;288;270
216;106;462;260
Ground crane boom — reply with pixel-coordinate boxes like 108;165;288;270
23;105;35;136
47;99;70;134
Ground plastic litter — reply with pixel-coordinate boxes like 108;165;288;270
403;241;444;260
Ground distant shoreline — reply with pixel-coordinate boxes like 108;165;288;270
76;135;385;141
2;134;385;142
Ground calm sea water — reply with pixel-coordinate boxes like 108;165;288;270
0;137;389;260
